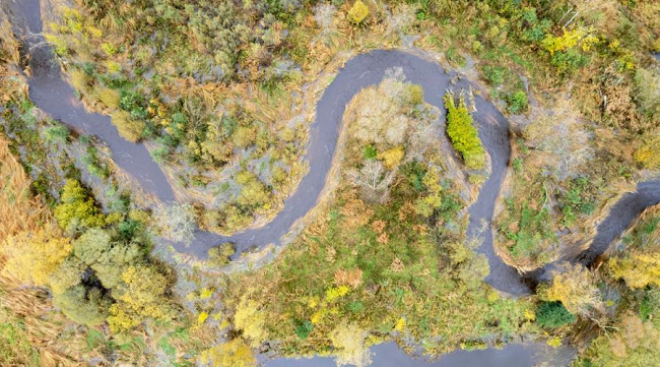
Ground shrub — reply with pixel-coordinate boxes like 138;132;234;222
507;90;528;114
348;0;369;25
68;69;91;95
330;322;371;367
43;124;70;144
200;338;256;367
232;126;257;148
112;111;145;143
633;68;660;119
234;296;267;347
96;86;120;109
634;137;660;169
544;264;602;317
536;301;576;328
408;84;424;105
208;242;236;267
378;146;404;169
443;92;485;170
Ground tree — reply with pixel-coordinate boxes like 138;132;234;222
49;257;84;294
346;160;395;202
200;338;256;367
153;204;196;244
234;296;267;347
544;264;602;318
236;171;269;208
330;322;371;367
443;92;485;170
73;228;142;289
108;265;175;333
609;253;660;289
348;1;369;25
1;227;72;286
54;179;105;234
53;285;110;327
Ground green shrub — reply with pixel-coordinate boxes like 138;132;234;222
208;242;236;267
408;84;424;105
443;92;485;170
507;91;528;114
535;301;576;329
483;65;505;85
43;124;70;144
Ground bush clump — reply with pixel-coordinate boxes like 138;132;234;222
535;301;576;329
208;242;236;267
348;1;369;25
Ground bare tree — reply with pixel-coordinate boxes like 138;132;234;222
154;204;197;245
346;160;395;202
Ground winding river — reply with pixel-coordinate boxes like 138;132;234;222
11;0;660;365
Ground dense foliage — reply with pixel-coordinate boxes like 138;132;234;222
443;92;485;170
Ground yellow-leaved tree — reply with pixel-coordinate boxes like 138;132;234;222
1;226;72;286
107;265;175;333
234;295;267;347
543;264;602;318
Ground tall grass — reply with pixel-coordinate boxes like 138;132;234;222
0;136;50;241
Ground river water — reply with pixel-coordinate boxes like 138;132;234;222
13;0;660;365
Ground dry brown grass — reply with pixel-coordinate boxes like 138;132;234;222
0;139;83;365
0;136;51;242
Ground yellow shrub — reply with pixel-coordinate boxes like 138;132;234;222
378;146;404;169
541;28;585;55
200;339;256;367
609;254;660;289
234;296;267;347
112;111;144;143
348;0;369;25
96;86;120;109
634;137;660;169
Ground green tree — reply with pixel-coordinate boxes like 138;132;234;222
54;180;105;234
73;228;143;289
443;92;485;170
